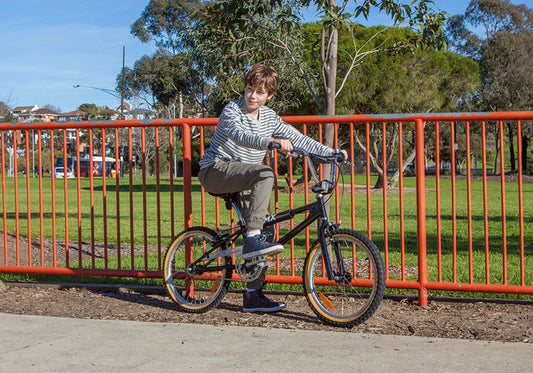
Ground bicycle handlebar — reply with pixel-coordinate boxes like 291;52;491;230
268;141;353;194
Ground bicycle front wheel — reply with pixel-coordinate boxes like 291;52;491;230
303;229;385;328
163;227;232;313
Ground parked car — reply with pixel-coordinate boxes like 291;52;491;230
51;167;75;178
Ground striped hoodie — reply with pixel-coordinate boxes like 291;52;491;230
199;98;333;169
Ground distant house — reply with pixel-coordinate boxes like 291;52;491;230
58;110;88;122
11;106;60;123
11;105;39;122
31;108;59;122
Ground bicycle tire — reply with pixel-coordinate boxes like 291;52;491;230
163;226;232;313
303;229;386;328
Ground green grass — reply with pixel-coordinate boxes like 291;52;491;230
1;172;533;298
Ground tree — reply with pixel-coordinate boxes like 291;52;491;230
447;0;533;173
0;101;12;123
125;0;206;117
327;26;480;187
196;0;448;187
191;0;315;114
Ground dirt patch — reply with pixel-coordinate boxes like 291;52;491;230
0;281;531;343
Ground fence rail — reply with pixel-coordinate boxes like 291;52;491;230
1;111;532;305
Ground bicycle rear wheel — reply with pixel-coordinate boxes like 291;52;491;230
303;229;385;327
163;227;232;313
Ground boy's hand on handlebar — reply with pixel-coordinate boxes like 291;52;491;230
332;149;349;162
268;138;293;154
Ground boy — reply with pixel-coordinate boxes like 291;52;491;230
198;64;347;313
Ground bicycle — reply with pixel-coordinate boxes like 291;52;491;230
163;144;386;327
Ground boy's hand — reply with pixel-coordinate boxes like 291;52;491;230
268;138;293;153
332;149;349;161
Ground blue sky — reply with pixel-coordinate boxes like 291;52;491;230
1;1;529;114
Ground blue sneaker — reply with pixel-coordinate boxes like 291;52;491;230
242;234;283;260
243;289;286;313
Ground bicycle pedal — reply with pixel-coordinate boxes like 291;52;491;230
244;255;272;266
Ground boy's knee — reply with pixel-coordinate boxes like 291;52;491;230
257;166;275;181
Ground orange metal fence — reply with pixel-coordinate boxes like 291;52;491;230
1;112;532;305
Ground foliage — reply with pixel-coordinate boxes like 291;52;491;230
124;0;207;118
446;0;533;172
192;0;314;115
77;103;114;120
0;101;13;123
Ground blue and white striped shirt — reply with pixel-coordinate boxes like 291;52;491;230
200;98;333;169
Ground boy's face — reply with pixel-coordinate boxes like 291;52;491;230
244;84;273;115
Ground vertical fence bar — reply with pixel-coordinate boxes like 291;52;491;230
88;130;95;267
1;130;7;265
498;120;507;284
435;121;442;281
516;120;525;285
155;127;162;269
182;123;193;230
415;118;428;306
365;122;372;238
24;130;32;266
37;130;44;266
381;122;389;278
49;130;56;266
102;129;108;268
199;126;206;227
169;126;175;239
465;121;473;283
141;127;148;270
349;122;355;231
302;123;310;252
334;123;340;224
76;129;82;267
114;128;121;269
481;121;490;283
288;155;294;275
62;129;69;266
128;128;135;270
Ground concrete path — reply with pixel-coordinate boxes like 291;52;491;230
0;313;531;372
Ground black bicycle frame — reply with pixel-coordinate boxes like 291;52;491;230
263;193;338;281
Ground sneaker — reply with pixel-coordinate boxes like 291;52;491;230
242;234;283;259
243;289;286;313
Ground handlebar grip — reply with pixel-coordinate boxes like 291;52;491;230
268;141;281;150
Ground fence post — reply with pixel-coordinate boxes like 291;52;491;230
182;123;192;230
415;118;428;306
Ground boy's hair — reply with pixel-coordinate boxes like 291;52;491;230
244;64;279;96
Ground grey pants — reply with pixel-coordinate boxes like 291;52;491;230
198;161;274;230
198;161;274;290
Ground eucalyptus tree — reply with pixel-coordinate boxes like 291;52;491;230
196;0;448;188
447;0;533;172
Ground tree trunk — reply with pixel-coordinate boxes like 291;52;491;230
320;1;338;214
522;134;529;172
321;2;338;146
507;122;515;172
493;125;501;175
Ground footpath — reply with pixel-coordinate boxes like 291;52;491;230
0;312;531;372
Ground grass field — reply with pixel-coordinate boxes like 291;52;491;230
1;172;532;291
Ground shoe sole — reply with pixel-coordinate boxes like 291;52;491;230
241;244;283;259
243;303;287;313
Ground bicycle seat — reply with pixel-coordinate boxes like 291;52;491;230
208;192;240;210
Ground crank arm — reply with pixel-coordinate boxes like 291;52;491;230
204;245;243;260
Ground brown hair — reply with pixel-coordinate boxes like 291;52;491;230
244;64;279;96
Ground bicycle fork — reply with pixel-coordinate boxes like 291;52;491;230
316;199;349;284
